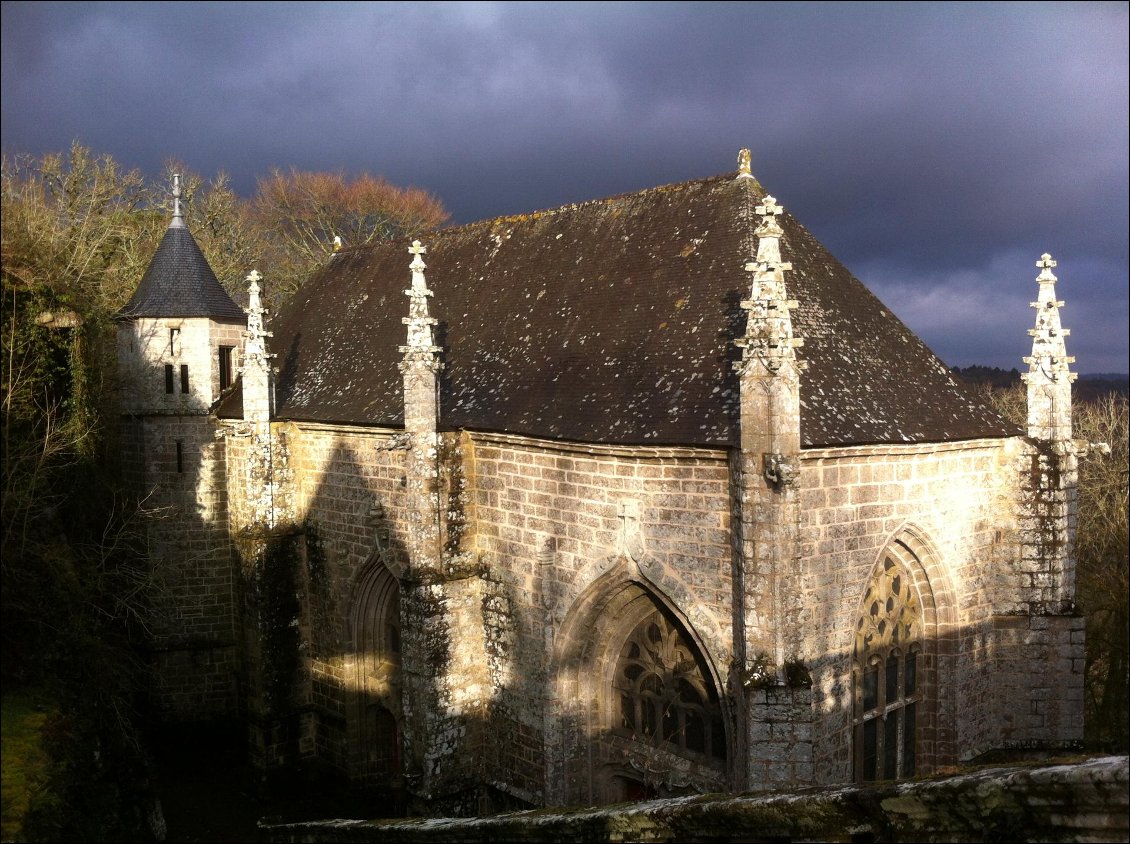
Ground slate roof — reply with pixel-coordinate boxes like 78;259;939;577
119;224;244;321
244;171;1014;448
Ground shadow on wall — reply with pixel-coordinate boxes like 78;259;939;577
231;426;1085;819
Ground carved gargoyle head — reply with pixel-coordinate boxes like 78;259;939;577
763;452;799;488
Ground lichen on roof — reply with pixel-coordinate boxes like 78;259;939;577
254;170;1012;448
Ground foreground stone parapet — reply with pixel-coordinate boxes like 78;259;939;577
263;755;1128;843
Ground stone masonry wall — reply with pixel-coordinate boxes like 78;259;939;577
1012;438;1079;613
117;313;245;720
991;613;1085;752
118;317;243;415
469;433;735;805
225;422;412;771
142;414;239;719
795;438;1032;783
225;421;497;803
220;416;1081;803
265;756;1129;844
224;423;737;803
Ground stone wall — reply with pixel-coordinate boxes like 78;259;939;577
224;422;413;773
991;613;1086;750
118;316;244;415
263;755;1129;844
219;416;1083;805
140;414;239;719
223;423;738;805
470;433;735;805
793;437;1072;783
116;313;246;719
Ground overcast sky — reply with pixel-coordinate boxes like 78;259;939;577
3;2;1127;372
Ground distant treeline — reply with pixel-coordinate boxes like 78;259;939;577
952;366;1129;402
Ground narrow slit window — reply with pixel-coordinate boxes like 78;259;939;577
180;364;190;394
218;345;235;391
164;364;174;394
175;440;184;473
169;327;179;355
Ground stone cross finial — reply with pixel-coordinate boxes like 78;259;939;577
735;193;804;376
400;240;441;373
755;195;783;218
737;148;753;179
244;269;271;343
1036;252;1058;283
170;173;185;228
1022;251;1075;440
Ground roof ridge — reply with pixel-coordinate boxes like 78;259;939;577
459;170;751;233
329;167;763;254
325;171;752;257
735;169;763;262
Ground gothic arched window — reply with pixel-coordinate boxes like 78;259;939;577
853;552;922;781
613;610;726;762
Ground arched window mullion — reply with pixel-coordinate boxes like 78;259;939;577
612;606;725;764
854;554;923;783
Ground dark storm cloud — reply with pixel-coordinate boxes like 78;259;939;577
2;1;1126;371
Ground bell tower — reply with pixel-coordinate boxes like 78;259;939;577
117;174;246;719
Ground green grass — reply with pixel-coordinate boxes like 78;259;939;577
1;689;54;842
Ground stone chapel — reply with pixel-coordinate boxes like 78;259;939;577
116;153;1084;812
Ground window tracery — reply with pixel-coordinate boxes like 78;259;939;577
854;552;922;781
613;610;726;761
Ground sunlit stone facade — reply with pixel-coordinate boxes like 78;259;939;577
120;161;1084;813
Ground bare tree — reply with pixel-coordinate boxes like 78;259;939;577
251;167;449;302
1074;395;1129;749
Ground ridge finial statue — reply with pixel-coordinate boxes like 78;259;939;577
170;173;185;228
737;148;753;178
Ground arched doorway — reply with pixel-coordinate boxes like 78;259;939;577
348;559;403;784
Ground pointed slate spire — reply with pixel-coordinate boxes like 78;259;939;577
118;174;243;320
734;195;805;375
1022;253;1075;441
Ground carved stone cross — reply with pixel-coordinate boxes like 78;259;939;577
1037;253;1056;271
409;240;427;256
756;195;783;218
